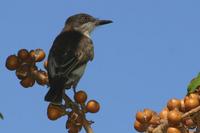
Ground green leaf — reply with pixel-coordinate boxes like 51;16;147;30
187;72;200;94
0;113;3;120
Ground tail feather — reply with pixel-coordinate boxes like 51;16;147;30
44;79;65;104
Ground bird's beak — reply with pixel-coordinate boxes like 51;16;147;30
95;20;113;26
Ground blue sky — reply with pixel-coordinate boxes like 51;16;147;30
1;0;200;133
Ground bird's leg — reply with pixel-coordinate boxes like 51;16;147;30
63;91;79;110
73;87;77;94
62;90;72;108
72;82;78;94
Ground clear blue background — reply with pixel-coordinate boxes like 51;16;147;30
1;0;200;133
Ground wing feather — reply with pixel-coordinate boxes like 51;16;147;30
47;31;82;80
47;30;94;89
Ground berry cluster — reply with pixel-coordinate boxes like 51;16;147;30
5;48;48;88
134;92;200;133
47;90;100;133
6;48;100;133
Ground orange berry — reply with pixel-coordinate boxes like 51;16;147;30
180;99;186;112
6;55;20;71
143;109;153;122
20;76;35;88
184;97;199;111
17;49;29;60
86;100;100;113
167;98;181;110
134;120;147;132
29;50;35;59
136;111;149;124
188;93;199;100
16;64;30;80
47;103;65;120
68;127;79;133
29;65;38;73
29;49;46;62
182;117;196;129
35;70;48;86
74;90;87;104
167;109;182;125
159;107;169;120
35;49;45;62
167;127;181;133
35;49;46;62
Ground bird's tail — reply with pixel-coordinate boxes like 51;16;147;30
44;79;65;104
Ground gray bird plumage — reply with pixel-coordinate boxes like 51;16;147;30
45;13;112;104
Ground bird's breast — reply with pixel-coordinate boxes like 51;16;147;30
76;39;94;62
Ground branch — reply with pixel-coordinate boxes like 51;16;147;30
63;93;94;133
5;49;97;133
151;120;168;133
83;120;94;133
149;106;200;133
182;106;200;118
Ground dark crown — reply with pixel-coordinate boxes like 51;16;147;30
65;13;96;26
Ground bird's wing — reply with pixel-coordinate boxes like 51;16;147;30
48;52;78;78
47;31;94;82
47;31;83;80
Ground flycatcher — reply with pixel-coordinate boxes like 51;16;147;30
45;13;112;104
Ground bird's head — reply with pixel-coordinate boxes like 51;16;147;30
63;13;112;38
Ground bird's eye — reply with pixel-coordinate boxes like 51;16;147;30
81;16;89;23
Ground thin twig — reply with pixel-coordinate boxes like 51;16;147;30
182;106;200;118
152;120;168;133
63;93;94;133
83;119;94;133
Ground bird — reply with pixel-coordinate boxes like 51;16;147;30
44;13;112;104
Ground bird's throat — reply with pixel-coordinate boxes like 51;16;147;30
83;31;91;39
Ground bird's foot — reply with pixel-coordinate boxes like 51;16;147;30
73;87;77;94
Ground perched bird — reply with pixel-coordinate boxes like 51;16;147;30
45;13;112;104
